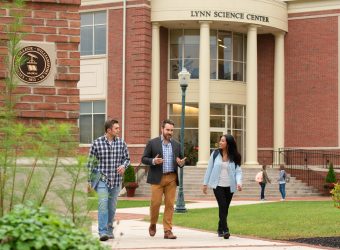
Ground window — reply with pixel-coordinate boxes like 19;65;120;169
210;104;246;163
80;11;107;56
169;103;199;165
79;101;106;144
169;29;246;81
169;29;200;79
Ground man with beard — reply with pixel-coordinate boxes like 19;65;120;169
142;119;186;239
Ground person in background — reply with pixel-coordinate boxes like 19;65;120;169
87;119;130;241
278;164;287;201
259;165;271;201
142;119;186;240
202;134;242;239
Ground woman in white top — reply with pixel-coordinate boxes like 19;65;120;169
202;134;242;239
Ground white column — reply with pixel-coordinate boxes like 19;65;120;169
197;21;211;168
245;25;259;166
273;32;285;161
151;23;160;138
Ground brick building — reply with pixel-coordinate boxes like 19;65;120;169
1;0;340;167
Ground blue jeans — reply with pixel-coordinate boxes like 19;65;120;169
95;180;120;236
279;183;286;199
259;182;266;199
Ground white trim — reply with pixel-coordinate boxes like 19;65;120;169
259;147;340;150
80;3;150;10
288;13;340;20
287;0;340;14
121;0;127;139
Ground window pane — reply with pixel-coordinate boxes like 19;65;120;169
232;117;243;129
94;25;106;55
218;31;232;60
233;33;243;61
210;132;223;149
233;62;243;81
233;105;243;116
210;104;224;115
210;45;217;60
170;44;181;59
81;13;92;26
210;116;224;127
184;59;199;79
218;60;231;80
94;11;106;25
184;29;200;44
93;101;105;113
170;59;182;79
80;102;92;113
170;103;198;115
184;45;199;59
93;114;105;138
173;129;198;165
210;30;217;46
80;115;92;144
210;60;217;79
80;27;93;56
170;29;183;44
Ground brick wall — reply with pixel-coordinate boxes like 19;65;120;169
285;15;338;147
0;0;80;126
258;34;275;149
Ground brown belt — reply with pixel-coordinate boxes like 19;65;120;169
163;171;175;175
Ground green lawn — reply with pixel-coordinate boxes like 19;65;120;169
166;201;340;240
88;198;150;210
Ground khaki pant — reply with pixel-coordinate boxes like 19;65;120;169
150;173;177;232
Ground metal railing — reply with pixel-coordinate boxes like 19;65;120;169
272;148;340;193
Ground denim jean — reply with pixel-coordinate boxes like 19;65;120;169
259;182;266;199
95;180;120;236
279;183;286;199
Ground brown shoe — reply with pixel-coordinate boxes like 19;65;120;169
149;224;156;237
164;230;177;239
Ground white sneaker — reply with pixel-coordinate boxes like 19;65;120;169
280;198;285;201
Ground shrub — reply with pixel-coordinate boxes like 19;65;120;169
330;183;340;208
123;165;136;183
325;162;337;183
0;204;109;250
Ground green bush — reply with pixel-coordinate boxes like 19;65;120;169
123;165;136;183
325;162;337;183
0;204;109;250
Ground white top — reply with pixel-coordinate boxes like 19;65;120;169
218;161;231;187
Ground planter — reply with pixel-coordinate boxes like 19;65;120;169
125;182;139;197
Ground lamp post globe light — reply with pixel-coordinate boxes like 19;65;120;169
175;67;190;213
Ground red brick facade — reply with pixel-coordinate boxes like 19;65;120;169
285;14;338;147
0;0;80;126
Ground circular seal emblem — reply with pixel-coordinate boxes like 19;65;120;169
15;46;51;84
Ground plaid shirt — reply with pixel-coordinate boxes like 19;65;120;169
162;136;174;173
88;135;130;188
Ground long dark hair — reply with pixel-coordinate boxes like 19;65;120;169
219;134;241;166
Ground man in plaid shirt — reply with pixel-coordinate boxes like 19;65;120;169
88;119;130;241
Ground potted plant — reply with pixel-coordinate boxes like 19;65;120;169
330;183;340;209
123;165;138;197
324;162;337;195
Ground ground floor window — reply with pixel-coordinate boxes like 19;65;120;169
168;103;246;165
210;103;246;163
79;100;106;144
169;103;198;166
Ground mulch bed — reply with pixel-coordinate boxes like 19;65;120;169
288;237;340;249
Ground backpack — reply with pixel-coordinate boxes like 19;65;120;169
255;171;263;182
213;149;219;164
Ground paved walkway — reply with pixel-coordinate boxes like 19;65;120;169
92;198;335;250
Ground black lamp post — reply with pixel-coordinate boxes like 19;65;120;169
175;67;190;213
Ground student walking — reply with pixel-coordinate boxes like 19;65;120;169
87;119;130;241
278;165;287;201
142;119;186;240
259;165;271;201
202;134;242;239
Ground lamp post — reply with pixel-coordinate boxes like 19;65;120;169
175;68;190;213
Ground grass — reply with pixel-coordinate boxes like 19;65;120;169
88;198;150;210
166;201;340;240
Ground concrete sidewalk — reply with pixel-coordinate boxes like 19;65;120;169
92;199;336;250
